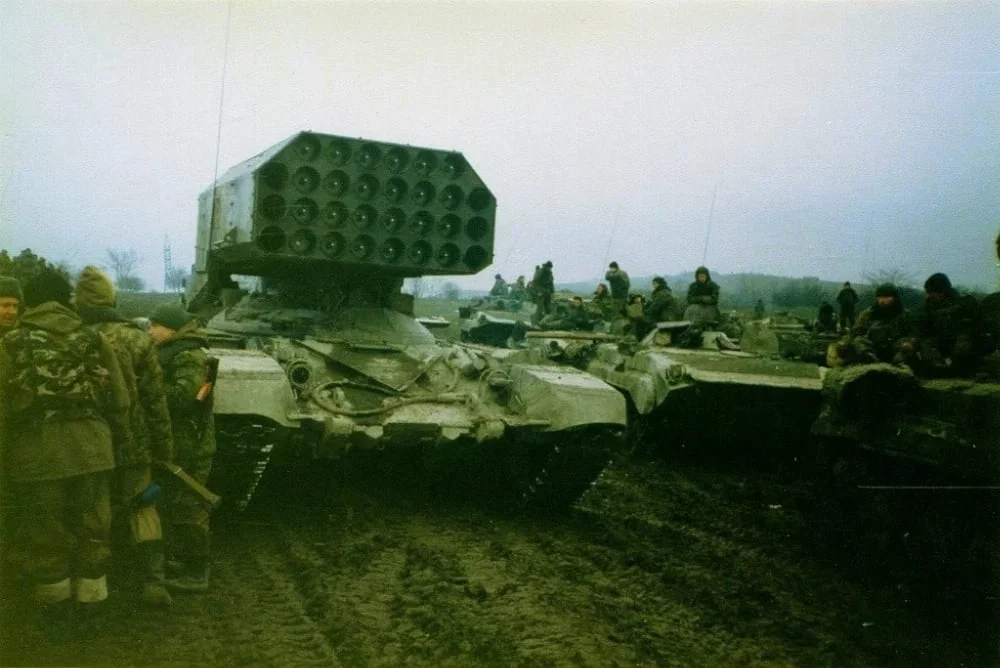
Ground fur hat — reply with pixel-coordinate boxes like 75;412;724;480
75;265;117;308
149;304;193;332
0;276;22;301
923;272;952;294
23;269;73;308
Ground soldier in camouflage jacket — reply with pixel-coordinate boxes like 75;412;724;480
148;305;216;593
76;266;176;606
0;270;130;606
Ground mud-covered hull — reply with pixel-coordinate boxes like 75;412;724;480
205;334;627;510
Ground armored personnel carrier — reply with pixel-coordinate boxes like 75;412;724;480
186;131;627;510
522;322;827;457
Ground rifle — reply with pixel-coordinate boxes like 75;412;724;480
196;356;220;402
157;461;223;510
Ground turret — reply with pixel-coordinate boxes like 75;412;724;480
187;131;496;311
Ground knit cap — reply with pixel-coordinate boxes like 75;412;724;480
0;276;22;301
75;265;117;308
149;303;193;331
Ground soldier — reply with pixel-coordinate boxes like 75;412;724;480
753;299;766;320
816;302;837;333
836;281;859;332
587;283;616;322
532;261;555;322
604;262;630;315
685;266;721;326
910;272;981;376
147;304;216;593
539;296;591;331
489;274;508;297
508;275;526;301
0;276;22;333
75;266;175;607
645;276;680;324
851;283;914;364
0;269;129;608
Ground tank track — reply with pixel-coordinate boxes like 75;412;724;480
211;417;289;512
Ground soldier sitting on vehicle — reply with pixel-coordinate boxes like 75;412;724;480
684;266;721;326
587;283;617;323
508;275;526;301
645;277;680;324
815;302;837;334
847;283;915;365
489;274;508;297
908;272;982;377
538;296;592;331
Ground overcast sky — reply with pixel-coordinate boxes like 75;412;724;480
2;0;998;292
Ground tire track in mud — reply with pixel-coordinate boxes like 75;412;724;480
2;456;995;667
208;522;341;667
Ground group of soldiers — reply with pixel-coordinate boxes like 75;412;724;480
0;267;216;615
492;261;723;338
826;273;994;378
491;248;999;379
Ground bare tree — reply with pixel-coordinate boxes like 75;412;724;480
165;266;190;293
106;247;141;286
117;275;145;293
862;268;916;289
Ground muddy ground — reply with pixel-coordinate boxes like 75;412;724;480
1;445;996;667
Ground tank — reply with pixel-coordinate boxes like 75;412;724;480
186;132;627;510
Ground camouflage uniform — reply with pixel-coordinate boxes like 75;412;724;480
587;289;617;322
0;295;130;605
76;266;175;606
155;318;216;591
912;286;981;376
851;286;914;364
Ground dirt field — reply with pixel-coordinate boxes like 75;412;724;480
1;443;995;667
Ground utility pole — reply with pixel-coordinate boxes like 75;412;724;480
163;236;172;292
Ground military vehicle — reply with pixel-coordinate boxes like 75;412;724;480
809;240;1000;591
520;320;826;453
457;295;535;347
185;131;627;510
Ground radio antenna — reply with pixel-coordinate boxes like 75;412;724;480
701;183;718;265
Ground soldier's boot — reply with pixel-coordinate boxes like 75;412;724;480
74;575;108;603
33;577;72;604
163;557;209;593
138;541;172;607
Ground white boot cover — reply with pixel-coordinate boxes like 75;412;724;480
34;578;72;603
75;575;108;603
